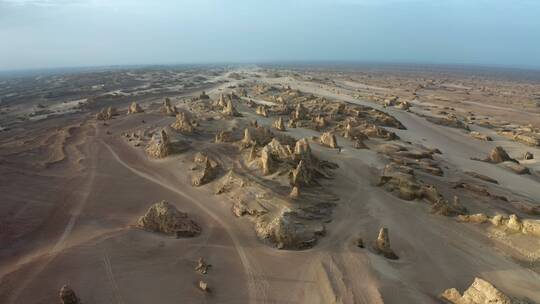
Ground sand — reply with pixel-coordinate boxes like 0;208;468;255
1;65;540;304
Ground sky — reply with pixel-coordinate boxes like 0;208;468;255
0;0;539;71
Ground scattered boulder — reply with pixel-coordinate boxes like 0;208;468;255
137;201;201;237
373;227;398;259
146;129;171;158
503;162;530;175
469;131;492;141
198;280;209;292
127;102;143;114
59;285;79;304
441;277;520;304
195;257;211;274
523;152;534;160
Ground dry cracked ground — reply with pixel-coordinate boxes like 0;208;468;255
1;65;540;303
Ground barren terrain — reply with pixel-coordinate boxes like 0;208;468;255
1;64;540;303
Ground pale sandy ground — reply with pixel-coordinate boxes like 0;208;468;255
1;68;540;304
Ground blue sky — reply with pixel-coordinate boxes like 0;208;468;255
1;0;539;70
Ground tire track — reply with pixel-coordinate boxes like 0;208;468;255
101;141;268;304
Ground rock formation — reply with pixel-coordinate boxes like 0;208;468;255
273;116;286;131
457;213;540;237
191;158;218;186
469;131;492;141
320;132;338;148
289;186;300;199
198;280;209;292
290;160;313;186
195;257;211;274
294;103;307;120
255;208;318;249
170;112;194;134
137;200;201;237
523;151;534;160
441;277;521;304
256;105;268;117
59;285;79;304
215;130;233;143
260;146;275;175
146;129;171;158
199;91;210;100
96;106;116;121
373;227;398;259
162;98;178;116
223;100;240;116
127;102;143;114
483;146;517;163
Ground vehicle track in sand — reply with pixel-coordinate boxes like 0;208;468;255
101;140;269;304
6;125;98;304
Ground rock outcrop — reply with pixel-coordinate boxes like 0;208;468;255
458;213;540;237
96;106;116;121
256;105;268;117
127;102;143;114
469;131;492;141
255;208;318;249
195;257;211;274
137;201;201;237
146;129;171;158
215;130;233;143
320;132;338;148
223;100;240;116
484;146;517;163
373;227;399;259
441;277;522;304
273;116;286;131
59;285;79;304
162;98;178;116
294;103;308;120
170;112;194;134
191;158;219;187
523;152;534;160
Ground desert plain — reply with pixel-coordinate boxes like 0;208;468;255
1;64;540;303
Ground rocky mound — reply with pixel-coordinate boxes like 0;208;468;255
373;227;399;259
146;129;171;158
484;146;517;163
170;112;194;134
223;100;240;117
137;201;201;237
256;105;268;117
319;132;338;148
441;277;524;304
191;153;219;186
215;130;233;143
255;208;321;249
96;106;116;121
162;98;178;116
458;213;540;237
273;116;286;131
59;285;79;304
127;102;143;114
